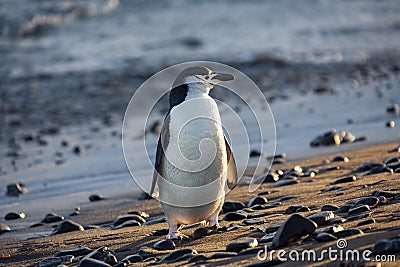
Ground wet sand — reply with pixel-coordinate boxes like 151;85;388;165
1;142;399;266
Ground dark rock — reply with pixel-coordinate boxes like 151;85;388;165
84;246;109;260
160;248;197;263
333;228;363;238
188;254;208;263
248;259;284;267
321;204;339;211
73;145;85;155
250;150;261;157
365;166;393;175
52;220;84;235
38;257;62;267
138;246;158;257
42;212;64;223
6;182;27;196
121;254;143;264
315;232;337;242
331;155;350;162
55;246;93;257
263;172;280;183
114;263;126;267
103;113;119;127
238;247;263;255
356;161;384;172
193;227;213;238
104;252;118;265
30;222;44;228
285;205;303;214
39;126;61;135
386;104;399;115
353;196;379;208
209;252;237;259
334;205;352;214
127;211;149;218
296;206;311;212
260;232;275;243
310;129;356;147
181;36;202;48
331;175;356;184
149;121;162;134
372;190;398;198
372;239;400;254
386;121;396;128
223;200;246;213
113;214;146;227
348;205;370;216
0;223;11;235
307;211;335;226
70;211;80;216
61;139;69;147
113;220;141;229
248;196;268;207
144;217;166;226
38;138;48;146
243;219;265;225
265;221;283;233
357;218;376;227
89;194;104;202
226;237;258;253
5;212;25;220
273;178;299;187
322;225;344;235
389;145;400;153
272;214;317;248
153;239;175;250
223;211;247;221
79;258;111;267
272;158;286;164
152;228;169;236
319;165;340;172
346;212;371;222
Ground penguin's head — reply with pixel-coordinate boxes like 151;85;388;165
169;66;234;109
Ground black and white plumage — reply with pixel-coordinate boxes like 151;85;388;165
150;66;237;239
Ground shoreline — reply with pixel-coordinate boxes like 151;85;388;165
1;141;399;266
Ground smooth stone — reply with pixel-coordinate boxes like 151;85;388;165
385;156;400;165
160;248;197;263
104;252;118;265
79;258;111;267
272;214;317;248
89;194;104;202
333;205;352;214
306;211;335;226
372;190;398;198
267;153;286;160
193;227;213;238
222;200;246;212
365;166;393;175
30;223;44;228
331;155;350;162
372;240;394;254
60;255;74;263
285;205;302;214
52;220;84;235
321;204;339;211
238;247;263;255
153;239;175;250
353;196;379;208
333;228;363;238
187;254;208;263
297;206;311;212
356;161;384;172
248;196;268;207
331;175;356;184
226;237;258;253
263;172;280;183
273;178;299;187
144;217;166;225
260;232;276;243
6;183;27;196
209;252;237;259
152;228;169;236
319;165;340;172
138;246;158;257
73;145;85;155
113;220;141;229
322;225;344;234
348;205;370;216
113;214;146;227
248;259;284;267
265;221;283;233
278;196;295;202
243;218;265;225
223;211;247;221
114;263;126;267
315;232;337;242
42;212;64;223
321;185;342;193
127;211;149;218
83;246;109;260
357;218;376;227
5;212;25;220
38;257;62;267
121;254;143;263
55;246;93;257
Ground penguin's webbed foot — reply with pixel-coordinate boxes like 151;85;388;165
166;231;189;240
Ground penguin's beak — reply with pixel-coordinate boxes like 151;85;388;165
211;72;234;82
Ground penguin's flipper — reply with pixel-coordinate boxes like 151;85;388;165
149;115;170;199
225;136;238;190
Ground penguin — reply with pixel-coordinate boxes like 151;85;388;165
150;66;238;239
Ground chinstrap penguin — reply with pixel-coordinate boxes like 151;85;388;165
150;66;238;239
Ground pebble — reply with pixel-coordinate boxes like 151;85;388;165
285;205;309;214
389;145;400;153
333;228;363;238
73;145;85;155
113;214;146;227
353;196;379;208
79;258;111;267
331;155;350;162
365;166;393;175
153;239;176;250
223;211;248;221
315;232;337;242
348;205;371;216
310;129;356;147
273;178;299;187
346;212;371;222
267;153;287;160
372;190;398;198
250;150;261;157
55;246;93;257
113;220;141;229
193;227;213;238
372;239;400;254
5;212;25;220
42;212;64;223
333;205;352;214
272;214;317;248
209;252;237;259
260;232;275;243
226;237;258;253
152;228;169;236
386;104;399;115
384;156;399;165
265;221;283;233
248;259;284;267
30;223;44;228
51;220;84;235
306;211;335;226
121;254;143;264
321;204;339;211
243;219;265;225
38;257;62;267
322;225;344;234
357;218;376;227
104;252;118;265
319;165;340;172
159;248;197;263
248;196;268;207
83;246;109;260
222;200;246;213
386;121;395;128
263;172;280;183
144;217;166;226
356;161;384;172
331;175;356;184
6;182;27;196
188;254;208;263
89;194;105;202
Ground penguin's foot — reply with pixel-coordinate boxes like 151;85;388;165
166;231;189;240
208;222;220;232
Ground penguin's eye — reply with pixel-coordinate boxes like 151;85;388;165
204;75;209;80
